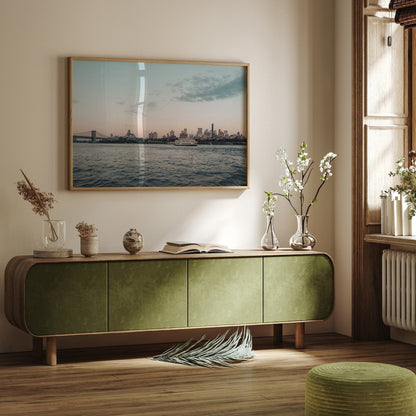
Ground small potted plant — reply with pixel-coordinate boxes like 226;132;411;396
75;221;98;257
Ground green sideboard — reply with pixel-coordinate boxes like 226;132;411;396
4;250;334;365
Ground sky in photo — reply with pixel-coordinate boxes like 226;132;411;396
72;60;247;138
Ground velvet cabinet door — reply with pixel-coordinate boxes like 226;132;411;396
25;262;107;335
108;260;187;331
188;257;263;327
263;255;334;323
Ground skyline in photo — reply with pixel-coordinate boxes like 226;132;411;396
71;60;247;139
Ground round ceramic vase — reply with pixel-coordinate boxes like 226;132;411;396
123;228;144;254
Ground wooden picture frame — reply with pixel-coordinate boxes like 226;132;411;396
68;57;249;190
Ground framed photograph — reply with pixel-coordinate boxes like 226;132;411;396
69;57;249;190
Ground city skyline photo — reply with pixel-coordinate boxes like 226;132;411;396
71;58;248;139
69;58;249;189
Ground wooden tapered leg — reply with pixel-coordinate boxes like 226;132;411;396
295;322;305;349
273;324;283;346
46;337;57;366
32;337;43;359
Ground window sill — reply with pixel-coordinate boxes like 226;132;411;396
364;234;416;249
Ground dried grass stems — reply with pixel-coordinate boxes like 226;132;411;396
75;221;98;239
17;170;58;241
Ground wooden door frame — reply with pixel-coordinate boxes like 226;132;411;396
352;0;364;340
352;0;411;339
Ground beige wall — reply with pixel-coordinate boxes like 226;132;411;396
0;0;347;353
334;0;352;336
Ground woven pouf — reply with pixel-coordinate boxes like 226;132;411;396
305;362;416;416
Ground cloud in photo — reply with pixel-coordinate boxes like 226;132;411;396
172;74;245;103
145;101;158;108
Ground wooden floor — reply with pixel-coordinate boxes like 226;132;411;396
1;333;416;415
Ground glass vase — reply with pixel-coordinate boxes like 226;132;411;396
289;215;316;250
42;219;66;250
261;214;279;251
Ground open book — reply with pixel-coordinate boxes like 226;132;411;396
161;241;233;255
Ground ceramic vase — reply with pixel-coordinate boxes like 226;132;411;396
80;236;99;257
123;228;144;254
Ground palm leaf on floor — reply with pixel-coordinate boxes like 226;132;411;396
153;326;254;367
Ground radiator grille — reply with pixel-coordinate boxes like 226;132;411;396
382;249;416;331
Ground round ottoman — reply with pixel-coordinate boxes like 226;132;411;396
305;362;416;415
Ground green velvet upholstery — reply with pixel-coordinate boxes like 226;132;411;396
188;257;262;327
25;263;107;335
263;254;333;322
108;260;187;331
19;253;334;337
305;362;416;415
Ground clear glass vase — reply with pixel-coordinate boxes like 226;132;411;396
261;214;279;251
42;219;66;250
289;215;316;250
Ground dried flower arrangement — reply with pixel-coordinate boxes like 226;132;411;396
17;169;58;241
75;221;98;239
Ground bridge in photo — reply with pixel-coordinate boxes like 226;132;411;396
72;130;110;142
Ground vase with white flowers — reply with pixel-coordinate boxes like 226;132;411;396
261;191;279;250
268;142;336;250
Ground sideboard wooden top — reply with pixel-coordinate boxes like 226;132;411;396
9;249;329;265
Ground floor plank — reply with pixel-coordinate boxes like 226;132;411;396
1;333;416;415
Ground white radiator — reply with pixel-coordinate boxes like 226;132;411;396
382;249;416;331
